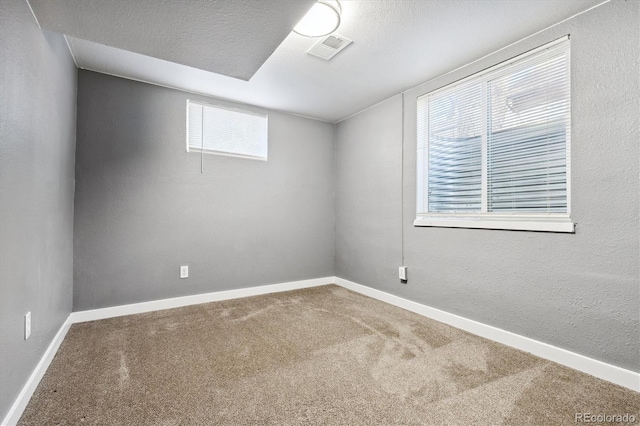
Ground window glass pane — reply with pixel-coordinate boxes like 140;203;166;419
426;83;483;213
416;38;570;223
187;101;267;160
487;51;569;212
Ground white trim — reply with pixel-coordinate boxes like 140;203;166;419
2;318;73;426
4;274;637;426
62;35;79;68
480;80;488;213
2;277;332;425
565;45;573;217
185;99;190;153
24;0;42;29
69;277;332;323
334;277;639;392
413;216;575;233
186;147;268;162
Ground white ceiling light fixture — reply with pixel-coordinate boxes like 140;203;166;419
293;0;341;38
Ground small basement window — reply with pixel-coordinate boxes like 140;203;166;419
415;37;573;233
187;100;268;160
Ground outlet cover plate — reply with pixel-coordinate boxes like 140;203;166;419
180;265;189;279
25;312;31;340
399;266;407;281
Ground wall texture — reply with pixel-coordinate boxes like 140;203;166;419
73;71;335;311
335;0;639;372
0;0;77;419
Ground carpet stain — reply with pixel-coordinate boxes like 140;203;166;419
230;303;276;322
118;352;130;388
18;285;640;425
164;322;179;331
411;320;456;348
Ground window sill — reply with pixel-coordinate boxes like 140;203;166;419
413;215;575;233
187;147;267;161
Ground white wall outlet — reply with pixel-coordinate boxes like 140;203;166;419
399;266;408;281
180;265;189;279
25;312;31;340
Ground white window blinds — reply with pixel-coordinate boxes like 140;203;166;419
420;82;483;213
187;101;268;160
416;37;572;232
486;50;569;212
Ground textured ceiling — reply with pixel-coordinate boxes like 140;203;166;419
33;0;605;122
28;0;315;80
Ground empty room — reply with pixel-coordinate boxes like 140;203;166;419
1;0;639;424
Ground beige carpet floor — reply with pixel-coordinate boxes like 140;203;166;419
18;285;639;425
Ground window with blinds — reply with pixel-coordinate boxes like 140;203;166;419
187;101;268;160
415;37;574;233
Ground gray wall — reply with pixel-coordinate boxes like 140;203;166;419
73;71;335;311
335;0;639;372
0;0;77;419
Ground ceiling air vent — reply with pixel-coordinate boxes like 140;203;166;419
307;34;352;60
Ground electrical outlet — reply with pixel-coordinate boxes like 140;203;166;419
25;312;31;340
180;265;189;279
399;266;407;282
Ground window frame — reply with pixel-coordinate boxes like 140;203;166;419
414;36;574;233
186;100;268;161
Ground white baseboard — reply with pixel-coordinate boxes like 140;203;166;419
2;317;72;426
69;277;334;323
5;275;637;426
334;277;640;392
3;277;333;425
